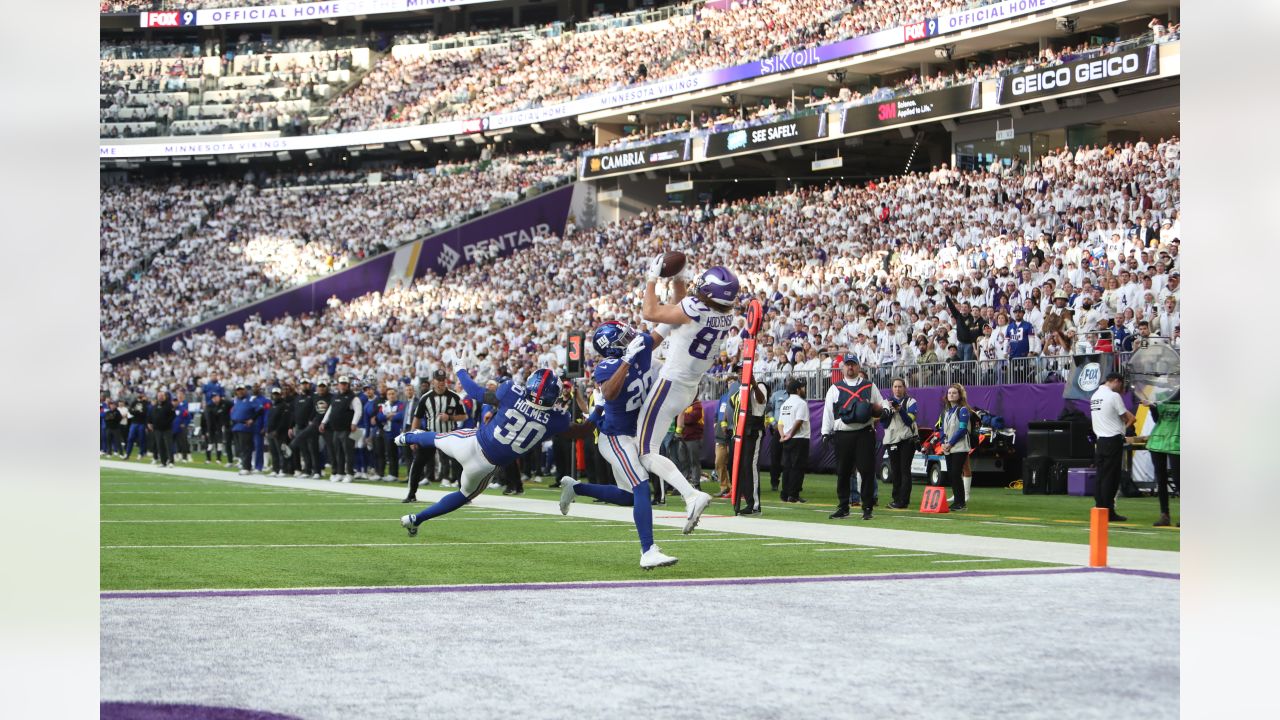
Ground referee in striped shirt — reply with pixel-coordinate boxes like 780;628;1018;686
404;370;466;501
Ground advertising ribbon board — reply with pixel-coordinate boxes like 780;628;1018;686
705;114;829;158
842;83;982;132
996;46;1161;104
581;139;692;179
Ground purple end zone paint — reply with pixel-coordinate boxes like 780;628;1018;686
100;566;1176;601
100;702;302;720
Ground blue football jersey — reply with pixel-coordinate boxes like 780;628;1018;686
591;335;654;438
458;370;571;467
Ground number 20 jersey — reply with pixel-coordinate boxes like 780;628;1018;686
657;296;734;385
591;337;655;438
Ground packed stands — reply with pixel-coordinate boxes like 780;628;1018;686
99;149;577;354
101;139;1181;399
101;0;1048;139
597;27;1181;151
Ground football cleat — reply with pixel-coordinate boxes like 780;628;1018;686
640;545;678;570
558;476;578;515
400;514;418;538
683;490;712;534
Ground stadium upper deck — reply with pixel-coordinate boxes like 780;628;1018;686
100;0;1171;157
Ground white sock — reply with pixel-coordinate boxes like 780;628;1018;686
962;474;972;503
640;452;698;500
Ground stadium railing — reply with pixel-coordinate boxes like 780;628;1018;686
697;352;1136;401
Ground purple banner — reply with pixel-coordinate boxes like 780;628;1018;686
111;184;576;364
694;382;1081;473
111;253;396;365
414;184;574;277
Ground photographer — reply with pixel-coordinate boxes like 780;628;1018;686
880;378;919;509
821;357;884;520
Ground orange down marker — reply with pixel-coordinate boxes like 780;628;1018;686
920;486;949;514
1089;507;1109;567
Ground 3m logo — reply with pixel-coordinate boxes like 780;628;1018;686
877;102;897;122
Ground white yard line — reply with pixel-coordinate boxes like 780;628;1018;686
932;559;1005;564
762;542;828;546
102;537;768;550
99;461;1180;573
874;553;936;558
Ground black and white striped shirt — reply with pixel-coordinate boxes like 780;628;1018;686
413;390;464;433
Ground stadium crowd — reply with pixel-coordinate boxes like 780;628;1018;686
599;26;1179;151
101;0;1036;138
100;150;577;354
101;138;1181;407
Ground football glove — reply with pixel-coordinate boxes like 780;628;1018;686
645;253;665;281
621;335;648;363
394;433;409;447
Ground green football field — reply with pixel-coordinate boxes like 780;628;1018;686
101;462;1178;590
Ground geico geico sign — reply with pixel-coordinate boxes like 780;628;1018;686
1011;53;1142;97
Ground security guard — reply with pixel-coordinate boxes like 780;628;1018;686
1090;372;1135;522
320;376;362;482
821;357;884;519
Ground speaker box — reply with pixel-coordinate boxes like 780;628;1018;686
1028;421;1093;459
1023;455;1052;495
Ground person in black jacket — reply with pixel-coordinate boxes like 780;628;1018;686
288;379;323;478
202;393;229;464
320;376;362;482
266;386;293;477
945;288;983;363
104;400;126;456
149;390;177;467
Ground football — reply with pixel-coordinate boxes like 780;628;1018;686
659;251;687;278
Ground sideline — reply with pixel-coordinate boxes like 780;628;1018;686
100;461;1180;573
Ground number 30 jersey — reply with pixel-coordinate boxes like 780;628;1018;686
592;333;656;437
657;296;735;385
460;370;571;467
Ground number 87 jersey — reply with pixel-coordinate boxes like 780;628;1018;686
657;296;736;385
